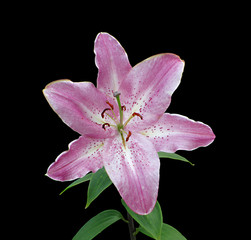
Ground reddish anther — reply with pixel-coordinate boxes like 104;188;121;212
126;131;132;142
106;101;114;110
101;108;111;118
102;123;110;130
132;112;143;120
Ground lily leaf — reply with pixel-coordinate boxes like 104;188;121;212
158;152;194;166
138;223;187;240
85;167;112;208
160;223;187;240
122;200;163;240
73;209;125;240
60;172;93;195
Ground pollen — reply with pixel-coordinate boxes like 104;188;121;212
132;112;143;120
102;123;110;130
126;131;132;142
101;108;111;118
106;101;114;110
123;112;144;128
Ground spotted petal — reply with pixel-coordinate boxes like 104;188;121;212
103;133;160;215
94;32;132;97
119;53;185;131
43;80;118;138
141;113;215;152
47;136;104;181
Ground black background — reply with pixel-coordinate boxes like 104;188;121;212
11;6;221;240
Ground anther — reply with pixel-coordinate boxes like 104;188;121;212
106;101;114;110
132;112;143;120
126;131;132;142
101;108;111;118
102;123;110;130
121;105;126;111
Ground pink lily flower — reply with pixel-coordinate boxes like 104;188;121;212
43;32;215;215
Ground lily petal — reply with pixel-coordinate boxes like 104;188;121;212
43;80;118;138
47;136;104;181
94;32;132;97
103;133;160;215
141;113;215;152
119;54;184;131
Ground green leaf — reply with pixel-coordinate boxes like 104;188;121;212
73;209;125;240
122;200;163;240
60;172;93;195
138;223;187;240
160;224;187;240
85;167;112;208
158;152;194;166
137;225;154;238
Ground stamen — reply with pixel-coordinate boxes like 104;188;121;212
132;112;143;120
101;108;111;118
102;123;110;130
121;105;126;111
124;112;143;127
120;132;126;148
126;131;132;142
106;101;114;110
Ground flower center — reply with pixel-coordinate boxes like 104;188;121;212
100;92;143;148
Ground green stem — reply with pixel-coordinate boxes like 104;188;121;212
127;212;136;240
115;93;123;126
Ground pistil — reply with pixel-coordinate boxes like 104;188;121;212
113;91;124;126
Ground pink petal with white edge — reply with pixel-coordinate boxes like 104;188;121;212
47;136;105;181
141;113;215;153
103;133;160;215
43;80;118;138
94;32;132;97
119;54;185;131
